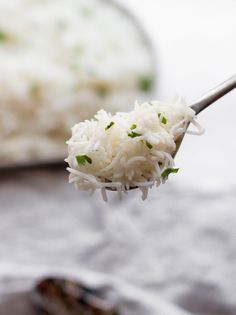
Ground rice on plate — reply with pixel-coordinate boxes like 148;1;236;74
0;0;154;166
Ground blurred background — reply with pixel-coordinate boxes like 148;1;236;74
0;0;236;314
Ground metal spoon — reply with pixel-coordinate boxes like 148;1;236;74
106;74;236;191
174;74;236;156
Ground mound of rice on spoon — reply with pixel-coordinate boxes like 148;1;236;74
66;99;203;200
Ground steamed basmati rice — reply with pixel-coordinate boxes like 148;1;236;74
0;0;154;165
66;99;204;200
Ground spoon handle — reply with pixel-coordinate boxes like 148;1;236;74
190;75;236;114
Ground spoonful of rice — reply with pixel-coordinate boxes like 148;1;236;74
66;75;236;200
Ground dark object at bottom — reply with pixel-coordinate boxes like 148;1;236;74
31;277;118;315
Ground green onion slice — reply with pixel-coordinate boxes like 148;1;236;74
161;116;167;124
161;168;179;178
105;121;114;131
138;76;153;92
130;124;137;130
128;131;142;138
145;141;153;149
76;155;92;166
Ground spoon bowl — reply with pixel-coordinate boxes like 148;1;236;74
106;75;236;191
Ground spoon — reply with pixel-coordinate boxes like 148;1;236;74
174;74;236;156
106;74;236;191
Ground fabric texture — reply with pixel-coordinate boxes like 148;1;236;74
0;170;236;315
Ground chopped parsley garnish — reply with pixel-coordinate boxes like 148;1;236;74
145;141;153;149
76;155;92;166
138;76;153;92
161;168;179;179
161;116;167;124
105;121;114;131
128;131;142;138
0;30;8;42
128;124;142;138
157;113;167;124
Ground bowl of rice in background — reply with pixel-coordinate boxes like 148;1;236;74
0;0;156;168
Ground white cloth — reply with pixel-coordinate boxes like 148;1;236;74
0;171;236;314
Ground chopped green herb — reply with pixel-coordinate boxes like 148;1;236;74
76;155;92;166
161;168;179;179
157;113;167;124
128;131;142;138
105;121;114;131
161;116;167;124
0;30;8;42
130;124;137;130
145;141;153;149
138;76;153;92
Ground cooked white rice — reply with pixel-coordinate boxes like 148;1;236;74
66;99;204;200
0;0;154;165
